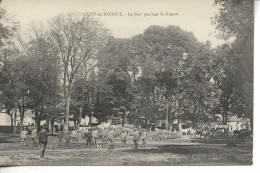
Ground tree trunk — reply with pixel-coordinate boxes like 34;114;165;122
192;105;197;128
19;96;25;134
73;114;77;129
60;117;63;132
222;96;228;125
165;103;169;130
35;110;41;134
250;115;253;131
19;113;24;134
48;119;52;132
89;114;92;127
64;91;71;134
169;111;174;131
7;110;14;128
46;119;50;131
10;113;13;127
63;63;68;132
77;117;81;129
78;105;83;129
51;119;54;135
37;119;41;133
13;100;18;135
122;113;125;127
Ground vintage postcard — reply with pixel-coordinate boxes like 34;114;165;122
0;0;253;166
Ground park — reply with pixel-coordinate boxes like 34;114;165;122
0;129;253;166
0;0;253;166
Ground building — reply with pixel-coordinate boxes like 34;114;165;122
227;116;251;131
209;114;251;131
0;111;12;126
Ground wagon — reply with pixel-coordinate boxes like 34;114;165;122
207;128;229;140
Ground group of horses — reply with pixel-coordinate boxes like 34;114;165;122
180;128;208;138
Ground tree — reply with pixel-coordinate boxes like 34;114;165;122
0;7;18;49
130;25;212;129
0;48;29;134
0;82;15;127
24;32;61;133
49;13;108;133
97;37;134;125
0;6;20;134
13;23;63;133
213;0;254;129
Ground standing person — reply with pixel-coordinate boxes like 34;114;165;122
71;128;78;142
102;129;108;145
141;129;148;148
21;127;28;146
92;128;98;145
120;129;127;147
38;126;48;158
65;132;71;147
83;128;89;139
31;127;37;147
107;128;114;149
85;130;92;147
58;131;63;147
133;128;140;149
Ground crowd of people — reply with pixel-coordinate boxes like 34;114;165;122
19;125;150;158
77;127;149;150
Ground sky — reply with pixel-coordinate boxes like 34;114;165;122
1;0;227;47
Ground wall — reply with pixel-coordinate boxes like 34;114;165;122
0;126;13;133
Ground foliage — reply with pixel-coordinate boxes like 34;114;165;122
0;1;254;132
213;0;253;127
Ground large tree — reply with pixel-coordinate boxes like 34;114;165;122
130;25;218;129
213;0;254;129
14;24;62;133
26;38;61;133
0;49;29;134
0;7;20;133
49;13;108;133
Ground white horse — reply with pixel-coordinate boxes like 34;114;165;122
181;128;192;136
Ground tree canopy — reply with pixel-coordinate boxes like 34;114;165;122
0;2;253;133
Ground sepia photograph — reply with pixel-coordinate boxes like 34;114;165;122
0;0;254;166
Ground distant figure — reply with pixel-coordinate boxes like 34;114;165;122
133;129;140;149
65;132;71;147
107;128;115;148
21;127;28;146
27;125;33;135
83;128;89;139
58;131;63;147
92;128;98;145
85;131;92;147
120;129;127;147
54;125;58;133
102;129;108;145
71;128;78;142
141;129;148;148
38;126;48;158
31;127;37;146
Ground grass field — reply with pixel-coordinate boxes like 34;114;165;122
0;133;253;166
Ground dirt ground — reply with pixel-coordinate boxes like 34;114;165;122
0;133;253;166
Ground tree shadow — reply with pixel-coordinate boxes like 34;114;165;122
0;135;19;144
122;144;219;155
190;138;251;144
